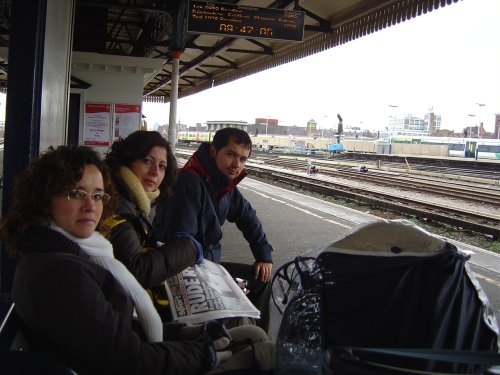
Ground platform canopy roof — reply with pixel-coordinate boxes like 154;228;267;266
0;0;460;102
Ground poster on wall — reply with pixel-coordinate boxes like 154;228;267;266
84;103;112;146
114;104;141;140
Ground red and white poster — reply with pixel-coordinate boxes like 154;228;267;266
84;103;112;146
114;104;141;140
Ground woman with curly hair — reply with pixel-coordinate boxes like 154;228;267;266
0;145;254;374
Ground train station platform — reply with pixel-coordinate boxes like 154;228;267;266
220;177;500;340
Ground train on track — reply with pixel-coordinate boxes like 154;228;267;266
177;131;213;143
176;131;500;160
382;136;500;160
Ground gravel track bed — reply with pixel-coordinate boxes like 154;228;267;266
248;165;499;253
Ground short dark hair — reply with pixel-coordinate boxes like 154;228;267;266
0;145;117;257
212;128;252;153
105;130;177;202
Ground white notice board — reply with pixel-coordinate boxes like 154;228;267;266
114;104;141;141
83;102;112;146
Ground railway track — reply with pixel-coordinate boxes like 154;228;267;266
329;155;500;179
247;165;499;239
177;148;500;239
255;154;500;185
254;157;500;206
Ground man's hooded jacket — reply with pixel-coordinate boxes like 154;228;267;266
154;142;273;264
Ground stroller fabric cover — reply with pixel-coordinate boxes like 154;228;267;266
273;220;499;374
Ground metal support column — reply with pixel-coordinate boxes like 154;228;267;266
1;0;48;294
0;0;75;294
167;51;181;148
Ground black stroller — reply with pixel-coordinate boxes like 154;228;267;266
272;220;499;374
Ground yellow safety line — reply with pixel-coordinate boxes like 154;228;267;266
404;157;412;173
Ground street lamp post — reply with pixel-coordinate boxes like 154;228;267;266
259;116;270;135
322;115;328;138
263;116;272;135
468;114;475;138
388;104;398;136
476;103;485;138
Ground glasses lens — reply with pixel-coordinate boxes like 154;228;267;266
66;190;109;204
93;193;110;204
67;190;86;200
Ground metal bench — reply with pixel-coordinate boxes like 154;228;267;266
0;298;76;374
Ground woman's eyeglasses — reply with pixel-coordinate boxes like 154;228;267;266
63;189;111;204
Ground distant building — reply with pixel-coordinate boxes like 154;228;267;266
186;124;208;132
424;112;441;135
199;118;326;139
206;120;249;132
306;119;317;137
157;124;168;136
247;118;310;137
288;125;308;137
176;122;188;132
253;118;279;135
382;111;441;138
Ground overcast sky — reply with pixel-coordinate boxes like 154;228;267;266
143;0;500;133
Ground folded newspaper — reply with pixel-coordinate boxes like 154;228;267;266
165;260;261;325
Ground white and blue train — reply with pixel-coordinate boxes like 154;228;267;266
384;136;500;160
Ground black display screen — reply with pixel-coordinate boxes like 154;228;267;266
187;1;305;42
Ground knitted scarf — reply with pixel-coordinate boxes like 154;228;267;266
118;166;160;217
49;223;163;343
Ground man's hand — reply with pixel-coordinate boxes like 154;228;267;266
213;337;232;366
254;262;273;282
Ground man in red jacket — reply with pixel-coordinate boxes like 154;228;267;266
155;128;274;332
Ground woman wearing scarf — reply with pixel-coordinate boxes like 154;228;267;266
101;131;202;318
0;145;253;374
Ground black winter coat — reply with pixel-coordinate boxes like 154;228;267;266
103;197;197;289
12;227;209;375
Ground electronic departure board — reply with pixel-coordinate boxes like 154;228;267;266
187;1;305;42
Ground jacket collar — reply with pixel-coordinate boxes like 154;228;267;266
181;142;248;198
19;226;87;258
